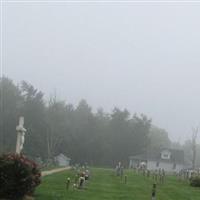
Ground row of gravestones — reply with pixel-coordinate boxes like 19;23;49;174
34;154;71;168
115;162;157;200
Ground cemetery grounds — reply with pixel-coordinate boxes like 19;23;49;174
35;168;200;200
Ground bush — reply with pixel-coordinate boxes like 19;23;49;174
190;176;200;187
0;153;41;199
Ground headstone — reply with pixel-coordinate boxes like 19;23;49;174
85;169;90;180
161;169;165;183
124;175;127;184
151;183;156;200
78;176;85;189
66;177;70;190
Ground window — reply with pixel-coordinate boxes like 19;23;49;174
161;150;171;160
163;154;169;158
156;162;159;167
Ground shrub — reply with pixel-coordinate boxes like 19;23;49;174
0;153;41;199
190;176;200;187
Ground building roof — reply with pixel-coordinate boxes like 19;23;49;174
55;153;71;160
130;148;184;164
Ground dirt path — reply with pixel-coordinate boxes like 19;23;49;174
41;167;71;177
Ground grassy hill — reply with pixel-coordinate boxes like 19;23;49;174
35;168;200;200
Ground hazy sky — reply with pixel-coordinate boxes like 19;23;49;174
2;1;200;142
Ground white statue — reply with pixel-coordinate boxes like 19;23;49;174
16;116;27;154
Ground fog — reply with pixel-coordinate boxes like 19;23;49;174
2;1;200;142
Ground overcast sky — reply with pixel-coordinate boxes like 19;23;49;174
2;1;200;142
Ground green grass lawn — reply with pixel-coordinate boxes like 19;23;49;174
35;168;200;200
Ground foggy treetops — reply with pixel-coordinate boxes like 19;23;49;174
0;77;196;166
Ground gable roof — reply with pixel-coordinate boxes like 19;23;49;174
55;153;71;160
130;148;184;164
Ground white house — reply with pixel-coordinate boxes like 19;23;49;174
129;148;184;173
54;153;71;167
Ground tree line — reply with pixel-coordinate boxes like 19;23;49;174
0;77;198;167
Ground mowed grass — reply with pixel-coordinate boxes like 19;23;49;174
35;168;200;200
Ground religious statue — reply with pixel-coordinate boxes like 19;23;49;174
16;116;27;154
